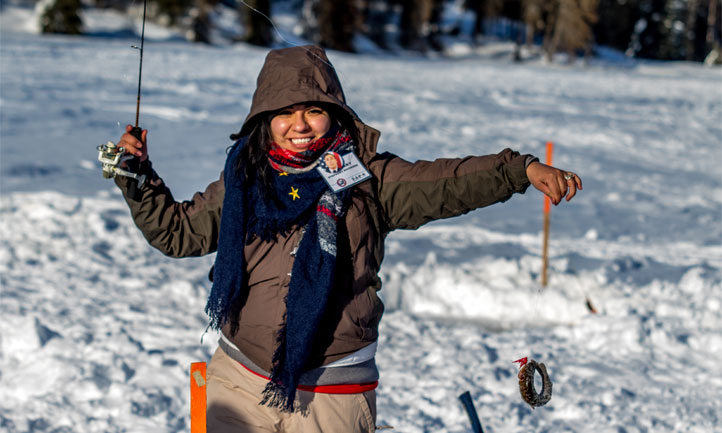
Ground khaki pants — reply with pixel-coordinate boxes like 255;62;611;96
207;347;377;432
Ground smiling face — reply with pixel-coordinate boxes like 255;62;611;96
270;104;332;152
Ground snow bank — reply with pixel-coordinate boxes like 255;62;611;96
2;9;721;431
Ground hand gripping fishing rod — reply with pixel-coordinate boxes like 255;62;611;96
97;0;148;195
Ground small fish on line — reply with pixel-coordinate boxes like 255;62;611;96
513;357;553;408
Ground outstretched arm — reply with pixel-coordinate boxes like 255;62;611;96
368;148;533;231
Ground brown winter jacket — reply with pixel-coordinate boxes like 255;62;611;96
115;46;533;374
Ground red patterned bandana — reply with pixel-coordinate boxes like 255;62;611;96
267;124;345;171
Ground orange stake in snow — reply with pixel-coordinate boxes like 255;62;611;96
190;362;207;433
541;141;553;287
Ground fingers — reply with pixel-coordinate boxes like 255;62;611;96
545;170;567;205
527;162;582;205
545;179;562;205
565;179;578;201
555;172;568;204
118;124;148;160
563;173;582;202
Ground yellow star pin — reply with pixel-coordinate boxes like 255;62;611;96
289;186;300;201
278;171;288;176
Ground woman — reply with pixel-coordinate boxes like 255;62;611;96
113;46;581;432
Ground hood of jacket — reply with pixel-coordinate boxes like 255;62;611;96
239;45;380;163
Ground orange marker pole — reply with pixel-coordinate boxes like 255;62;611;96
541;141;553;287
190;362;207;433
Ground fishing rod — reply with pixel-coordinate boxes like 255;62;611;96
97;0;148;192
130;0;147;139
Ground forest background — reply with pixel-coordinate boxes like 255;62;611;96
3;0;722;431
33;0;722;64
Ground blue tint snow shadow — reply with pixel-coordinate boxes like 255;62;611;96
34;317;62;346
84;29;186;43
604;256;690;286
5;163;62;178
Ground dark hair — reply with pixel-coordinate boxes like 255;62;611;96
229;114;276;203
229;103;360;203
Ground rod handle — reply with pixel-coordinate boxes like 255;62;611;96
126;126;144;201
129;126;143;141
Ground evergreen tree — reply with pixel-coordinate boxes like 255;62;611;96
153;0;194;26
427;0;444;51
659;0;689;59
594;0;639;53
398;0;434;50
315;0;358;52
522;0;546;46
360;0;391;48
301;0;321;44
686;0;719;62
240;0;273;46
189;0;218;44
546;0;599;62
629;0;669;59
705;0;721;63
39;0;84;35
465;0;488;41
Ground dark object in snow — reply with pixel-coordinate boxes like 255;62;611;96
459;391;484;433
34;317;62;346
586;297;598;313
514;357;553;408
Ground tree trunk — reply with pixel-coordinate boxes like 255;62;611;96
317;0;357;52
241;0;273;47
686;0;700;60
399;0;433;50
707;0;720;53
542;1;559;61
361;0;390;49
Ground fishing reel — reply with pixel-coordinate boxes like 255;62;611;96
97;141;146;187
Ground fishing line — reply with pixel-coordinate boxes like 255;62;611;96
237;0;336;71
512;188;557;408
114;0;149;132
237;0;465;144
235;0;456;143
131;0;147;129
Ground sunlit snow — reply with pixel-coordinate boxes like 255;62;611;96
1;3;721;432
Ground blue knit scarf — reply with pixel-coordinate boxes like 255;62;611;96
206;128;353;411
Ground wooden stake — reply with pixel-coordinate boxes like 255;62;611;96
190;362;207;433
541;141;553;287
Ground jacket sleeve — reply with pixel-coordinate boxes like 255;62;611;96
367;148;532;231
114;160;224;258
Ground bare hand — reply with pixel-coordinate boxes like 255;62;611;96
117;124;148;162
526;161;582;205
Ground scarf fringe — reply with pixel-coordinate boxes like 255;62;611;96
260;378;296;412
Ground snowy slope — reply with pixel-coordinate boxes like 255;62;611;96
2;4;722;433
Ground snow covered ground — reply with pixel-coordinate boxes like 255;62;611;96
2;4;722;432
